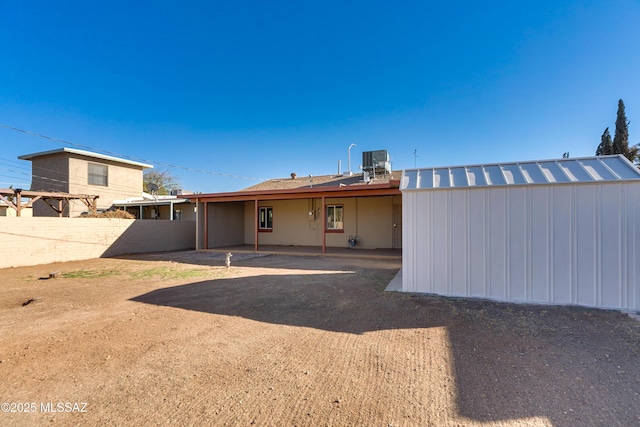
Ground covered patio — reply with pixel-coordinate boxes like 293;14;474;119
189;177;402;255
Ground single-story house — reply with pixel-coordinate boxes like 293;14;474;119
189;172;402;253
400;154;640;311
112;194;196;220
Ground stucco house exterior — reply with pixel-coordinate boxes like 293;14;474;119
189;172;402;253
18;148;153;217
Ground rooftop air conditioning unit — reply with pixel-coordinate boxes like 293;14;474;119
362;150;391;178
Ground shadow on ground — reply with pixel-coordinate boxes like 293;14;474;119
116;250;401;270
130;268;640;426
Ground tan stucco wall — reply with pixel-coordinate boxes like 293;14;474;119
30;153;69;217
0;217;195;268
68;155;144;214
354;196;394;248
30;153;69;193
239;196;396;249
243;201;255;245
207;202;245;247
324;197;394;248
250;199;323;246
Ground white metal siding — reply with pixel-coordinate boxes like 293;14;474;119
402;182;640;311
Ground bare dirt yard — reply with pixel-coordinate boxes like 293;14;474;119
1;251;639;426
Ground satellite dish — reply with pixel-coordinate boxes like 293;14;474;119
146;183;159;192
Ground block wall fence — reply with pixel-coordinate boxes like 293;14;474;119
0;217;195;268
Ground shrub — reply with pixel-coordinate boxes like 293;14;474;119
81;209;136;219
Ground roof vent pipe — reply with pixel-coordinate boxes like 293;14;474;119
338;160;341;175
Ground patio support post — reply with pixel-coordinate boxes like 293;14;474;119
254;198;259;251
204;202;208;249
321;196;326;254
16;192;21;217
195;201;200;250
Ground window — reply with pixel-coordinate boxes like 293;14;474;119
259;206;273;230
326;205;344;231
88;163;108;186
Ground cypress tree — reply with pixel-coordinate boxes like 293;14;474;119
612;99;630;156
597;99;638;163
595;128;612;156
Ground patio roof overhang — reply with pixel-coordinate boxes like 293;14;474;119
112;199;191;207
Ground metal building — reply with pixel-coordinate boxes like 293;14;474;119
400;155;640;311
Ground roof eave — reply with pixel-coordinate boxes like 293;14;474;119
189;181;401;202
19;148;153;169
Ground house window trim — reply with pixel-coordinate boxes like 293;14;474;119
326;204;344;233
88;163;108;187
258;206;273;232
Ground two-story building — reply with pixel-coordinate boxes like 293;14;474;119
18;148;153;217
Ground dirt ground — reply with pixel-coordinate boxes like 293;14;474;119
1;251;639;426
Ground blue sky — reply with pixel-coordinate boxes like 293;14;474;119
1;1;639;192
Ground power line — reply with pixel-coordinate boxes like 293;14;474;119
0;157;30;168
0;166;159;198
0;123;266;182
0;173;30;183
1;150;234;197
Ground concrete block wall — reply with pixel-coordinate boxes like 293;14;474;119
0;217;195;268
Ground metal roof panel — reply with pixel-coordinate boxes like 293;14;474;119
501;164;526;185
484;165;505;186
519;162;546;184
466;166;487;186
558;161;592;182
401;155;640;190
433;169;450;188
599;156;640;179
450;167;469;187
580;158;617;181
401;170;419;190
538;162;570;183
